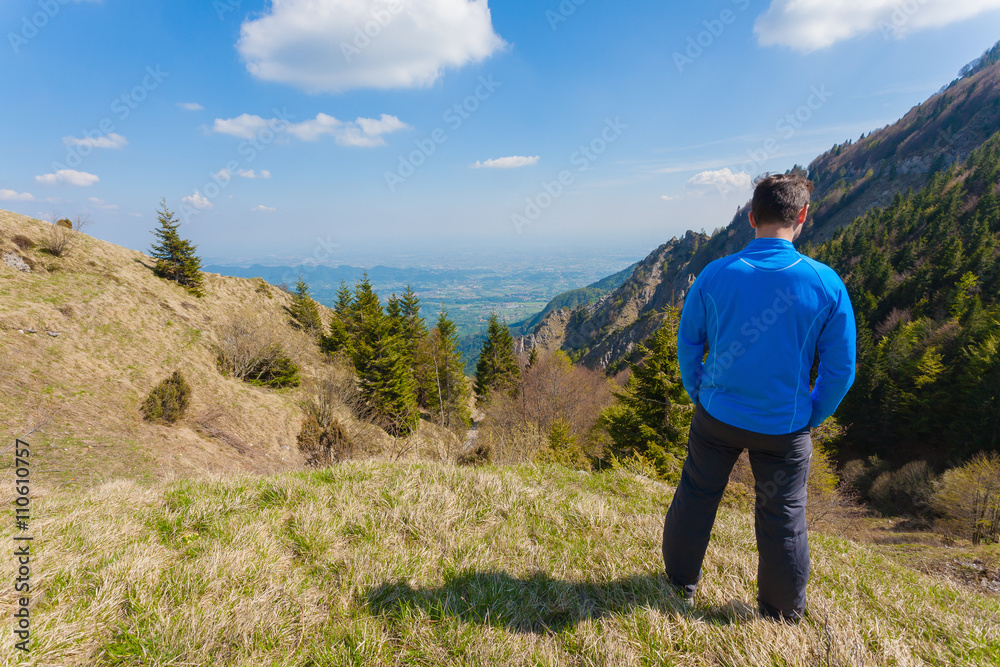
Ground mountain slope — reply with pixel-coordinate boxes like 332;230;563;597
0;210;453;488
3;461;996;665
536;40;1000;372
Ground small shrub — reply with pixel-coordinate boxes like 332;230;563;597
215;314;300;388
869;461;936;517
931;452;1000;545
248;353;300;388
56;218;73;229
141;371;191;424
252;277;273;298
297;414;353;466
12;235;35;250
40;223;73;257
535;419;592;471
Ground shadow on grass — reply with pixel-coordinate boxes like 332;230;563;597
362;571;755;634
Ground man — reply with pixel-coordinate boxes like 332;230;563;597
662;173;856;623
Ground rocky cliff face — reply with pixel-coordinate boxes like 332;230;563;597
524;42;1000;373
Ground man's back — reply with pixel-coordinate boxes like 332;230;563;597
677;237;856;435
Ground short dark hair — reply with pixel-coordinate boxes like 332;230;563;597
751;173;815;228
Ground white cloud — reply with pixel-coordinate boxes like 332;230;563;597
236;0;506;93
178;102;204;111
755;0;1000;52
213;112;409;147
686;168;752;195
252;205;277;212
62;133;128;150
0;189;35;201
88;197;119;210
212;114;271;139
238;169;272;179
472;155;540;169
35;170;100;187
182;191;213;210
660;194;681;201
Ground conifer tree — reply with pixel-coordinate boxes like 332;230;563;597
149;199;204;295
321;280;355;356
598;309;693;480
424;309;471;432
343;274;419;435
474;312;521;405
290;275;323;334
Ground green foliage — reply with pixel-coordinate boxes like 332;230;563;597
535;419;592;471
290;276;323;334
333;273;420;436
246;352;301;388
597;308;692;481
421;309;471;434
474;312;521;405
931;451;1000;544
812;134;1000;460
149;199;204;296
141;370;191;424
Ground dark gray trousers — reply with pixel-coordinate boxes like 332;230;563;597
662;404;812;617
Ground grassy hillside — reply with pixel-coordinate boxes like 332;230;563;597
0;210;452;488
0;461;996;665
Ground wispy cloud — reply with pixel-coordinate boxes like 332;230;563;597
213;112;409;147
62;133;128;150
472;155;540;169
686;168;752;194
252;204;276;212
182;191;213;210
88;196;119;210
0;189;35;201
178;102;204;111
35;169;100;187
755;0;1000;52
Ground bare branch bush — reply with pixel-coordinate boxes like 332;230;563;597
41;212;75;257
215;312;285;383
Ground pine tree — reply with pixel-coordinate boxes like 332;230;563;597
290;275;323;333
474;312;521;405
424;309;471;432
344;275;419;435
149;199;204;295
598;309;693;480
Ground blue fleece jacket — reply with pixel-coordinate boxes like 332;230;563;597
677;238;857;435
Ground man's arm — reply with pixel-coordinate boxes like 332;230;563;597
809;279;857;427
677;277;708;404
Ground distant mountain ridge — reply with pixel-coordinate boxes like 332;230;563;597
526;38;1000;372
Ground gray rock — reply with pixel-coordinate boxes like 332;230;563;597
3;253;31;273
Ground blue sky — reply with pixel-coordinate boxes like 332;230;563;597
1;0;999;265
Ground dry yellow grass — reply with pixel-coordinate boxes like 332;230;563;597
0;209;454;487
0;462;996;666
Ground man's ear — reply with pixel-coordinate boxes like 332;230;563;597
749;211;757;229
796;204;809;226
